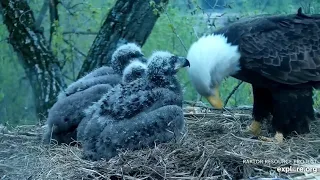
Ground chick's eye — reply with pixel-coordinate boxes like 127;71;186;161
170;56;179;63
169;56;177;61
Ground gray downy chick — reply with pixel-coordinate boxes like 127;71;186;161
44;42;147;144
99;51;190;120
76;57;149;150
57;66;119;100
78;51;189;160
43;84;112;145
111;43;147;74
122;60;147;84
58;42;146;100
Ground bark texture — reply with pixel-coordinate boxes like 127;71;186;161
49;0;59;46
1;0;168;122
77;0;169;78
0;0;66;121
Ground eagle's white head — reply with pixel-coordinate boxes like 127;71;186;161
187;34;241;109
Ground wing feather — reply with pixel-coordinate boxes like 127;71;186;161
217;12;320;85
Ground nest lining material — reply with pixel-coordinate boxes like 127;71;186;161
0;108;320;180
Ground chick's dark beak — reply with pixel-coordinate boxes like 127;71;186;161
184;59;190;67
175;57;190;71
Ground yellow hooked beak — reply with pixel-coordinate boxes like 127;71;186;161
205;88;224;109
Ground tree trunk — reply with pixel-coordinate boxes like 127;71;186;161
0;0;66;121
77;0;169;78
1;0;168;122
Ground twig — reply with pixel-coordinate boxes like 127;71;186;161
62;74;75;82
108;174;145;180
224;81;243;107
0;164;14;170
198;158;210;178
63;38;87;57
141;165;164;179
308;140;320;143
15;132;39;136
161;8;188;53
181;80;191;90
68;3;85;10
59;2;87;15
184;100;212;109
19;9;32;25
230;133;275;144
184;113;220;117
192;27;200;39
63;31;98;35
36;0;49;27
80;168;106;179
203;0;219;10
0;133;37;140
184;112;251;120
160;156;167;179
0;126;41;137
69;149;93;166
183;100;253;110
222;168;232;180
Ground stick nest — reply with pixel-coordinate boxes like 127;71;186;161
1;108;320;180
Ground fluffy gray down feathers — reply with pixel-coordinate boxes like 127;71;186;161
43;42;146;145
43;84;113;144
77;51;186;161
57;66;118;100
44;42;186;161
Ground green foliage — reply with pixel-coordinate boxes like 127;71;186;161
51;20;64;56
144;0;320;108
0;91;4;102
0;26;37;126
0;0;116;126
228;0;296;15
143;4;205;102
2;0;320;126
143;1;254;106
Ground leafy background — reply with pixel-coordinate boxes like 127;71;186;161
0;0;319;126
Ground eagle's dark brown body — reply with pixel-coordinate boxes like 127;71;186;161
215;9;320;137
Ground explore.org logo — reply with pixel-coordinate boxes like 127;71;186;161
277;166;320;173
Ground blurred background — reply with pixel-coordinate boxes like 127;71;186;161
0;0;319;127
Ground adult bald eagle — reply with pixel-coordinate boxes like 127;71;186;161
187;8;320;143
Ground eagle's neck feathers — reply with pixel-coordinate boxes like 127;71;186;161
187;34;241;95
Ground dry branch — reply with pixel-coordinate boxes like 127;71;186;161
183;100;253;110
62;38;87;57
224;80;244;107
0;133;37;140
63;31;98;35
